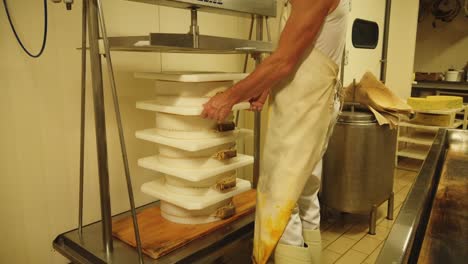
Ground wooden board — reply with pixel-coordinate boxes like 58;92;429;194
112;189;256;259
418;150;468;263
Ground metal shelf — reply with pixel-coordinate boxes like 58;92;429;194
108;35;274;54
126;0;277;17
53;202;255;264
412;80;468;91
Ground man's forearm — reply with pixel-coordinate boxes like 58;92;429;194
227;54;292;103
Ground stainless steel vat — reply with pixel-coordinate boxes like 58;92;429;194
322;107;397;233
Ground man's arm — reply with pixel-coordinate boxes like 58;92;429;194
202;0;336;121
228;0;335;102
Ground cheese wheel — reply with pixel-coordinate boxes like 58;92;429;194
407;96;463;110
159;143;235;158
155;112;235;139
155;80;232;97
155;112;216;131
158;143;236;169
164;171;236;189
160;199;232;224
155;96;209;107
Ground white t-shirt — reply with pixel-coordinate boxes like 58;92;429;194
314;0;349;65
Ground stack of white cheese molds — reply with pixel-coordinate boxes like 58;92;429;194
135;72;254;224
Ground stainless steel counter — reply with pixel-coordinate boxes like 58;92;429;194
377;129;468;263
412;81;468;91
412;81;468;102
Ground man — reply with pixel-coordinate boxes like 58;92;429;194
202;0;348;263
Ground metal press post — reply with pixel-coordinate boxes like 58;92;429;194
78;0;88;240
190;8;200;49
380;0;392;83
253;15;264;188
235;15;255;126
95;0;144;262
351;78;356;113
87;0;113;255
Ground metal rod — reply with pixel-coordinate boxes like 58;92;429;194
87;0;113;254
95;0;144;263
265;17;271;42
242;15;255;73
380;0;392;82
387;192;395;220
235;15;255;127
351;78;356;113
252;15;264;189
78;0;88;240
369;205;377;235
340;45;345;82
190;8;199;49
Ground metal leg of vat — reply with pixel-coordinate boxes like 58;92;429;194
369;205;377;235
319;196;327;221
387;192;394;220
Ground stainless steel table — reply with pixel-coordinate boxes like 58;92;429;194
412;81;468;102
377;129;468;263
53;202;255;264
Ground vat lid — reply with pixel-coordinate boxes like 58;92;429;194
338;111;376;123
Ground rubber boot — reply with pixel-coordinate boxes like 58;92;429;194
273;243;312;264
303;229;322;263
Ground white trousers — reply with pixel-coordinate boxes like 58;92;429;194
279;95;341;247
279;161;322;246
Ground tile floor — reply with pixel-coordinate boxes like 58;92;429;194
319;169;417;264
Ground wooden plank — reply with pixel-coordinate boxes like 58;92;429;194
412;112;455;127
396;156;423;172
112;189;256;259
418;150;468;263
398;145;430;160
399;120;464;130
399;136;434;146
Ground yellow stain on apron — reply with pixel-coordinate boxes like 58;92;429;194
253;2;339;263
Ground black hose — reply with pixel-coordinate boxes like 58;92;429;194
2;0;48;58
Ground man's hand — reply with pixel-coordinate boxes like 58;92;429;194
202;91;237;122
250;89;270;111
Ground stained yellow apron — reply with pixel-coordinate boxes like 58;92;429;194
253;2;340;263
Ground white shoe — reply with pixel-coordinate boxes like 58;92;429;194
303;229;322;263
273;243;312;264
